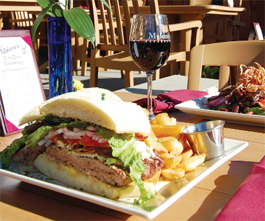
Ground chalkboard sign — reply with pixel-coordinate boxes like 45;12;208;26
0;30;45;136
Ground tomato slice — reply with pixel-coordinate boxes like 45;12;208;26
259;98;265;111
50;134;110;148
50;134;63;143
78;135;110;148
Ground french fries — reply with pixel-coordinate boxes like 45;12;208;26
161;167;185;180
158;137;184;156
180;148;194;161
144;130;168;154
177;154;206;172
150;113;185;137
148;113;206;181
138;130;168;154
151;124;185;137
150;113;176;125
163;155;182;169
184;133;207;155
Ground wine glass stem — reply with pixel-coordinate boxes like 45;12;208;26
146;71;155;120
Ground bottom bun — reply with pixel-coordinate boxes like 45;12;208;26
34;153;156;199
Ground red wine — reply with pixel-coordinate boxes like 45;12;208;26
129;40;171;71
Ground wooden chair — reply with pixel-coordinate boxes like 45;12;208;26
189;0;212;5
188;0;244;43
188;40;265;91
9;11;41;63
0;12;8;30
10;11;35;28
149;0;203;78
73;0;147;72
76;0;202;88
226;0;245;41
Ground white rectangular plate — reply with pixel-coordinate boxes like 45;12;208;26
175;94;265;127
0;138;248;220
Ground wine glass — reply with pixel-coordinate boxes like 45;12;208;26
129;14;171;120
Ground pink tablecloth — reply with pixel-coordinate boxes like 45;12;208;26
215;156;265;221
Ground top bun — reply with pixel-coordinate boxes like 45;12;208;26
19;88;150;134
19;88;123;125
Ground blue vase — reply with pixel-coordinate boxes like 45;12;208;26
48;17;72;98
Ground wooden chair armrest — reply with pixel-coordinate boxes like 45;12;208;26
169;20;202;32
9;18;34;23
97;43;129;52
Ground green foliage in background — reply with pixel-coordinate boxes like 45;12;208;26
202;66;219;79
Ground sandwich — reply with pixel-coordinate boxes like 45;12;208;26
0;88;163;203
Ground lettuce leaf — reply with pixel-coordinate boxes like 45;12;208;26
0;136;25;169
211;104;228;110
96;126;154;203
244;107;265;115
211;105;265;116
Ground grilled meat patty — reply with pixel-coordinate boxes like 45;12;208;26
11;143;163;187
12;145;46;163
46;144;130;186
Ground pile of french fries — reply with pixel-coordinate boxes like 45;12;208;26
143;113;206;181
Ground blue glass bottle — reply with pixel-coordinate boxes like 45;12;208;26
48;17;72;98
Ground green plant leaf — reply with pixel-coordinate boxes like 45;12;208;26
37;0;63;17
30;5;54;42
63;8;95;47
100;0;112;11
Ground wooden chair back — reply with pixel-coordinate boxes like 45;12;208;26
189;0;244;43
0;13;8;30
0;0;41;12
8;11;41;63
76;0;146;87
164;20;202;77
226;0;244;41
188;40;265;91
189;0;212;5
10;11;35;29
187;1;226;44
88;0;152;49
233;0;243;7
75;0;202;87
189;0;242;6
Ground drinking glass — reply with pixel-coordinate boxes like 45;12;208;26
129;14;171;120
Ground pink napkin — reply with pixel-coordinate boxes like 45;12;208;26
134;89;208;114
214;156;265;221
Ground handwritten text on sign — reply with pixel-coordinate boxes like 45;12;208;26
0;36;44;130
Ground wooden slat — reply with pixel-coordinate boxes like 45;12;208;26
113;0;125;45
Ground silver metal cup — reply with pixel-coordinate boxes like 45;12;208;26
183;120;225;160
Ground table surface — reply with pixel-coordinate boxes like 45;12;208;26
116;75;219;95
0;92;264;221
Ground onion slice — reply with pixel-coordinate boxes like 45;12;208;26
205;96;228;107
37;126;108;147
37;139;48;146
